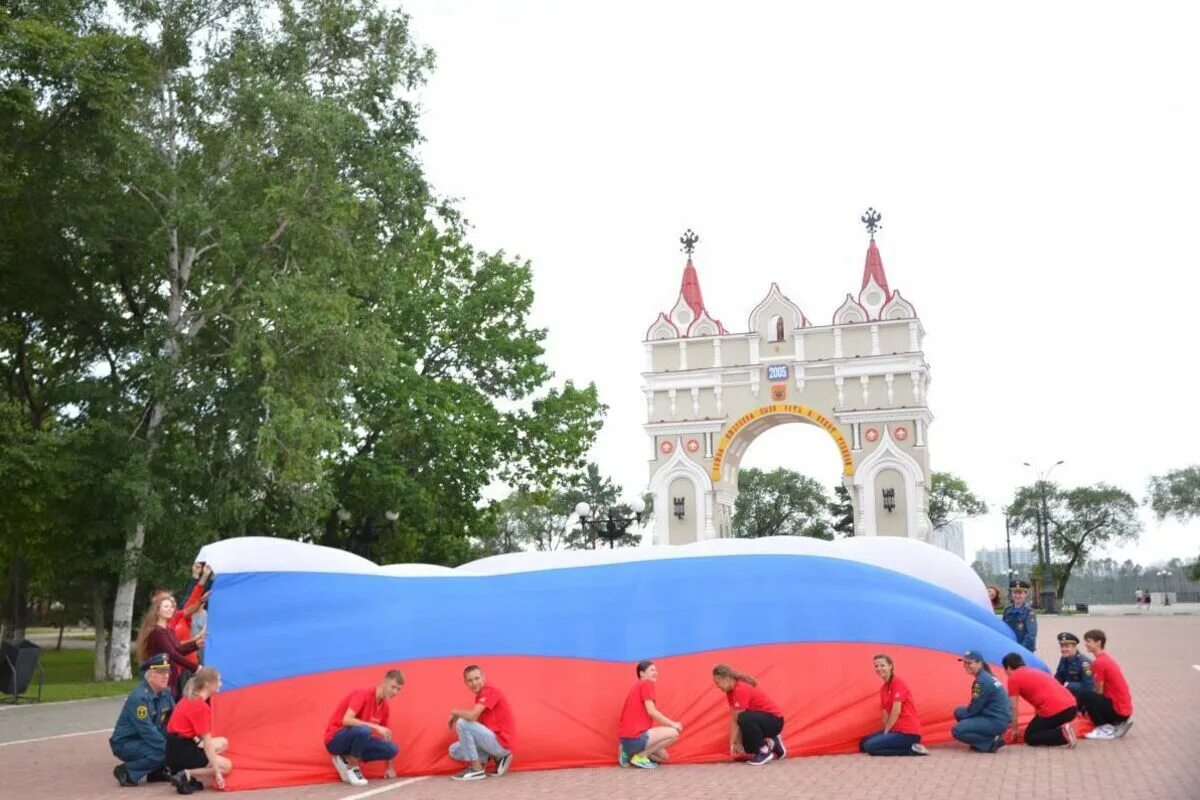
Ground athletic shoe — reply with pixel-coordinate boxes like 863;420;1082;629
629;754;657;769
188;778;204;791
495;753;513;776
911;743;930;755
1114;719;1134;738
988;735;1006;752
1085;725;1116;740
347;766;368;786
147;766;174;783
618;745;630;768
331;755;352;783
113;764;138;787
746;750;775;765
1062;723;1077;749
772;735;787;760
451;767;487;781
171;770;197;795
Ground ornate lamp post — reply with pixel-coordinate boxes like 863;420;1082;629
574;498;647;549
332;508;399;558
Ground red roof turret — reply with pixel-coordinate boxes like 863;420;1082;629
861;239;891;299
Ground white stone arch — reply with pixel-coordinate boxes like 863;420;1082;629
852;425;929;541
648;438;713;545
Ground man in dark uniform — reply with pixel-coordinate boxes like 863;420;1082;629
1054;632;1095;696
1003;580;1038;651
110;653;176;787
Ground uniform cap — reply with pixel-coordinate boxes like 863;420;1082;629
140;653;170;673
957;650;984;663
1009;579;1031;589
1056;632;1080;644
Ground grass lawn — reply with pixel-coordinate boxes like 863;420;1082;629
26;648;138;703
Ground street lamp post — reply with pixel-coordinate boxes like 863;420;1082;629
1023;460;1064;613
332;508;399;558
575;498;647;549
1157;570;1172;607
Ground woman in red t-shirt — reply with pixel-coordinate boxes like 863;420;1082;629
166;667;233;793
712;664;785;766
617;660;683;769
860;654;928;756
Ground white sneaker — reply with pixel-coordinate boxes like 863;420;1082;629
348;766;368;786
331;755;351;783
1084;725;1116;740
495;753;513;776
911;743;930;755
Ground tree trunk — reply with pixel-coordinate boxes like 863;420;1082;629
92;582;110;681
7;554;29;642
108;518;150;680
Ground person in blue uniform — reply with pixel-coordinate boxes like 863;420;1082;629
950;650;1011;753
1054;632;1095;696
1003;580;1038;651
110;653;176;787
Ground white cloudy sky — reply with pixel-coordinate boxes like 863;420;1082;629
396;1;1199;565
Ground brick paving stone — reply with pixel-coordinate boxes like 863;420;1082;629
2;615;1197;800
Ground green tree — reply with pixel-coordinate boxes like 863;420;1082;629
733;468;833;540
829;484;854;536
1007;483;1142;600
3;0;604;677
1147;465;1200;579
929;471;989;529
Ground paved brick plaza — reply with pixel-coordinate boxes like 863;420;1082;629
2;615;1197;800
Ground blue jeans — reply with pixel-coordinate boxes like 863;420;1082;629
449;718;509;763
951;709;1008;752
112;740;165;782
326;726;399;763
859;730;921;756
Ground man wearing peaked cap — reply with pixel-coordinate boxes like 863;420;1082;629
109;653;176;786
1003;580;1038;651
1054;633;1095;697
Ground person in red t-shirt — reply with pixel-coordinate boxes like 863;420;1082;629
447;665;516;781
617;659;683;769
712;664;785;766
324;670;404;787
1001;653;1079;748
1079;629;1134;740
165;666;232;794
859;654;928;756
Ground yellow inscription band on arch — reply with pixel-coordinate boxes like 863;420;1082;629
710;403;855;481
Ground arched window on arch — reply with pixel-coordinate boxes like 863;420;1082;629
770;315;785;343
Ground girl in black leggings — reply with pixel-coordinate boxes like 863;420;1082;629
712;664;786;766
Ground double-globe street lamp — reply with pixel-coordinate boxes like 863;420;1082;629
1023;460;1064;613
332;507;399;558
1156;569;1172;607
575;498;647;549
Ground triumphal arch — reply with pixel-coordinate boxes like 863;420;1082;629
643;211;933;545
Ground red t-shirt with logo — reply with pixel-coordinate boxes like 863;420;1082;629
167;697;212;738
618;679;656;739
1006;667;1076;717
880;676;922;735
1092;652;1133;717
726;681;782;717
323;688;391;745
476;684;516;750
